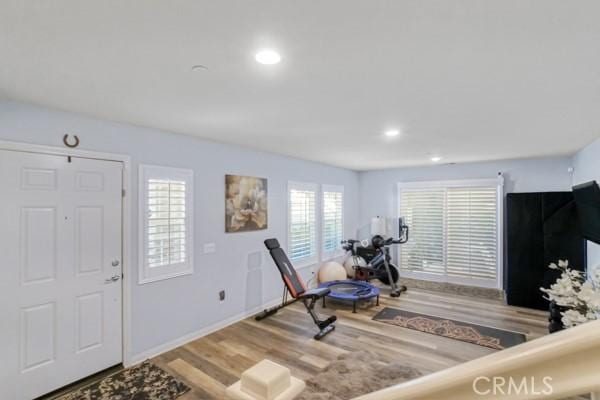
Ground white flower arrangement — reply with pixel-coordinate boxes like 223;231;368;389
540;260;600;328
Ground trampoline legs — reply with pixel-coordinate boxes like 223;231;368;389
376;295;380;306
319;281;380;314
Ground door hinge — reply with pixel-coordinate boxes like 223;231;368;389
122;189;126;197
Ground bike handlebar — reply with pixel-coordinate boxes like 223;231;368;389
341;225;409;247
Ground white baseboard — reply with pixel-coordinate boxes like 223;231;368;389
126;297;281;366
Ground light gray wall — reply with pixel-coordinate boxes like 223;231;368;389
1;98;593;359
358;156;574;228
573;138;600;274
0;101;360;356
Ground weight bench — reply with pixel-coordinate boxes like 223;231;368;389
255;238;336;340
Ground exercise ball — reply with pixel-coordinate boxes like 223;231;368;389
318;261;347;283
343;256;367;278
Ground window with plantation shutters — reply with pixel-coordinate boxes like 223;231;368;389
399;189;446;275
446;187;498;280
139;165;194;284
322;185;344;257
398;178;502;288
288;182;318;264
147;179;186;267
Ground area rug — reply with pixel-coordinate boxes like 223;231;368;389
296;351;421;400
373;307;526;350
56;361;190;400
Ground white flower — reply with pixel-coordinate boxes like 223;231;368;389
578;282;594;299
586;310;599;321
561;309;589;328
546;274;579;300
570;269;583;278
583;292;600;311
541;260;600;328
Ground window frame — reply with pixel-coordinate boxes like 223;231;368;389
321;184;345;260
138;164;194;284
287;181;319;268
397;177;504;289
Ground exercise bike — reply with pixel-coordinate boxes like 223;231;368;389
342;219;409;297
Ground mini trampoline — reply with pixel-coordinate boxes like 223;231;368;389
318;280;380;313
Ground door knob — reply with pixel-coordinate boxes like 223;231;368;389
104;275;121;284
112;260;120;267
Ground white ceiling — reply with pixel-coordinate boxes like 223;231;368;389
1;0;600;170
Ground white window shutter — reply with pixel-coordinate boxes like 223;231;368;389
399;189;446;275
322;185;344;256
399;179;501;288
139;165;194;284
288;182;318;264
147;179;187;267
446;187;498;280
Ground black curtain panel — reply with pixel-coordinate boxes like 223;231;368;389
506;192;586;310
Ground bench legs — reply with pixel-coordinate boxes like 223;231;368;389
304;298;336;340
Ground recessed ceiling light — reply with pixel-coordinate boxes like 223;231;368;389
255;49;281;65
384;129;400;137
431;156;442;162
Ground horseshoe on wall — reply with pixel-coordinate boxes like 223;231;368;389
63;134;80;148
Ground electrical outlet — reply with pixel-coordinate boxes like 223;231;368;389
219;290;225;302
203;243;216;254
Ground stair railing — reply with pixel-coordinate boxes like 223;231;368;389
353;319;600;400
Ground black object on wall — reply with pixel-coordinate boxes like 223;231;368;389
572;180;600;244
506;192;586;310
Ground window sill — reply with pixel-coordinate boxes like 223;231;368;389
321;251;346;262
291;256;320;269
138;267;193;285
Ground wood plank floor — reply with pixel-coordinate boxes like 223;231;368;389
152;286;549;400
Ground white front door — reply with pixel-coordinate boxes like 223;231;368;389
0;150;123;399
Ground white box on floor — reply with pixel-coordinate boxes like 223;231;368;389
226;359;305;400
